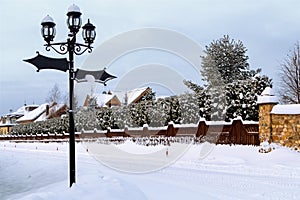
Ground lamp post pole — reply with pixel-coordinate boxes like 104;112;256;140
39;4;96;187
68;37;76;186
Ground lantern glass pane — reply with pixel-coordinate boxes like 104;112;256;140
67;15;82;32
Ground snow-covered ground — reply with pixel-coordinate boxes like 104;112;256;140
0;141;299;200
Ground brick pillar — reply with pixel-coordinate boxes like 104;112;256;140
258;103;277;142
257;87;278;143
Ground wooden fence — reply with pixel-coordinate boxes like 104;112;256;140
0;119;259;145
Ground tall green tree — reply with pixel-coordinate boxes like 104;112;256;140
201;35;250;86
184;35;272;121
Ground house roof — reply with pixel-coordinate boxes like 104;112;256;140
94;94;121;107
35;104;67;121
113;87;151;105
0;104;40;126
84;93;121;108
16;103;49;123
83;87;151;107
3;104;39;117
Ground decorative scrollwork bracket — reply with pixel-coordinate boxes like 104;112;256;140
44;42;68;55
44;41;92;56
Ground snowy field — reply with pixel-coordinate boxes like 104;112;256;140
0;141;300;200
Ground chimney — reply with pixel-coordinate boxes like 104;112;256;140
124;92;128;106
46;105;50;116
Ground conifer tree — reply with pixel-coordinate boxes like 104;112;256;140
201;35;250;85
184;35;272;121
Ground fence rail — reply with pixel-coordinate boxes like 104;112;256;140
0;119;259;145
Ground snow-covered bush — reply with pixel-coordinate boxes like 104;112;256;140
148;98;167;127
12;117;69;135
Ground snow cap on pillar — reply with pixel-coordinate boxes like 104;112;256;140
257;87;278;105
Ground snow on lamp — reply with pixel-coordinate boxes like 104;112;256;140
66;4;82;34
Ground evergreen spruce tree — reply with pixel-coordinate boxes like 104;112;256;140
149;98;167;127
183;80;204;93
224;70;272;121
184;35;272;122
112;106;131;129
129;101;151;127
164;96;182;124
201;35;250;85
179;93;199;124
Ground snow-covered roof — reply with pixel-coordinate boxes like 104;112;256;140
35;104;66;122
257;87;278;104
113;87;150;105
11;106;27;116
271;104;300;115
127;87;150;104
3;104;39;117
93;94;120;107
16;103;49;123
0;105;40;126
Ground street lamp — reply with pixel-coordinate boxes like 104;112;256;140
24;4;116;187
41;4;96;187
66;4;82;34
41;15;56;44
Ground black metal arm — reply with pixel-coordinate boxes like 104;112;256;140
44;41;93;56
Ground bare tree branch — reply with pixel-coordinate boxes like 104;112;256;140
279;42;300;104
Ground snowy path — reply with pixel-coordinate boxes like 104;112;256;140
0;141;299;200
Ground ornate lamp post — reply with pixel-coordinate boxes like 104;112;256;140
24;4;116;187
40;4;96;187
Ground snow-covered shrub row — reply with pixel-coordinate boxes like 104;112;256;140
12;117;69;135
13;96;184;133
75;109;102;131
74;96;189;131
90;94;210;129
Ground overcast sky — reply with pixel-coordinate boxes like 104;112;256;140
0;0;299;115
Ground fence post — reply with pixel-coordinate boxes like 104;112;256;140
124;126;129;135
231;119;243;144
143;124;149;136
166;122;176;137
196;119;208;137
105;127;112;138
231;119;251;145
